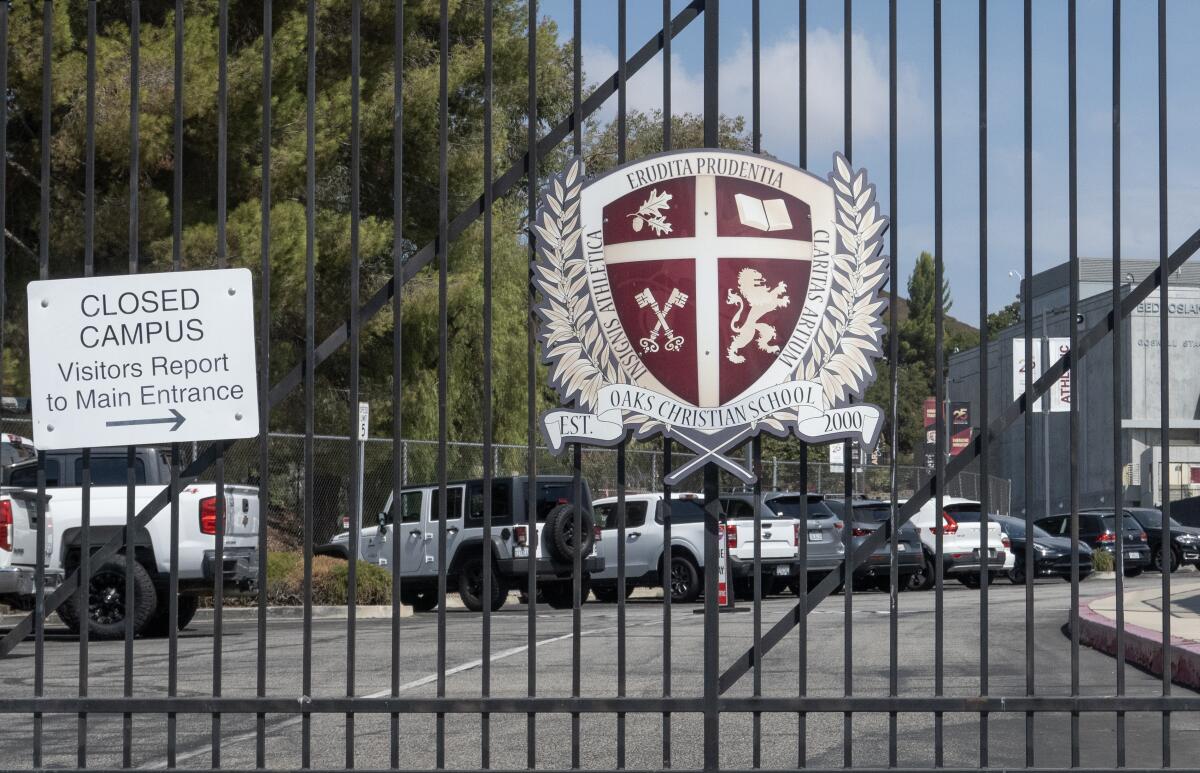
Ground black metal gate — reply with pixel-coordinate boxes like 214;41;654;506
2;0;1198;770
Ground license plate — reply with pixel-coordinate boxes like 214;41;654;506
1126;551;1138;559
514;545;529;559
808;530;823;542
775;565;791;576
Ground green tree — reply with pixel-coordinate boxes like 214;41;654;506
986;300;1020;339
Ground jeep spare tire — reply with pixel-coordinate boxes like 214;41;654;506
543;503;595;564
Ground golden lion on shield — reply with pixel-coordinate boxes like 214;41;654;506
725;268;790;364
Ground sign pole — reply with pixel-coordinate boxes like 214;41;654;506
356;401;369;561
1042;309;1051;521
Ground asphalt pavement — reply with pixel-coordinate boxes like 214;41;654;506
3;573;1198;770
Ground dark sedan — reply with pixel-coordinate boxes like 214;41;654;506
1035;511;1150;576
994;514;1093;583
1102;507;1200;573
823;498;925;591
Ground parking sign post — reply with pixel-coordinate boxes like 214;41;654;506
356;402;369;561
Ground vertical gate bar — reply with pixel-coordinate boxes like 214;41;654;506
303;0;317;764
615;442;626;770
613;6;628;768
797;442;808;768
574;441;584;770
79;1;97;764
661;6;672;759
390;1;406;768
213;0;229;761
1067;1;1081;766
33;3;52;767
977;1;990;767
1021;0;1035;765
525;0;539;764
932;0;945;764
750;2;762;755
797;6;808;761
702;3;719;768
126;3;140;765
573;0;582;154
751;437;762;770
481;0;494;767
436;0;450;767
841;0;855;747
1156;0;1171;764
886;0;899;765
257;0;273;764
347;0;362;766
661;439;673;770
167;1;182;767
1110;1;1127;764
662;0;671;151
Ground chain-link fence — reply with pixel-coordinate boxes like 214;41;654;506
2;416;1011;550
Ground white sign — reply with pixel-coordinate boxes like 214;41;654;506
830;441;844;473
27;268;260;450
358;402;370;441
1047;337;1071;413
1012;338;1040;407
1012;337;1070;413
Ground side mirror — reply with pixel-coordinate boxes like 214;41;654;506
377;511;389;536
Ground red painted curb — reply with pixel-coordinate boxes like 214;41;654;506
1077;593;1200;691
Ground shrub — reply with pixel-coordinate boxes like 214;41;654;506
210;551;393;606
1092;550;1114;572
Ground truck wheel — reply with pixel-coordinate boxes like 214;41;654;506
142;593;200;637
400;587;439;612
457;556;505;612
58;557;157;640
543;504;595;564
668;555;701;603
542;576;589;609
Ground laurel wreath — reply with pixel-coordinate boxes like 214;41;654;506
532;158;621;412
533;154;888;435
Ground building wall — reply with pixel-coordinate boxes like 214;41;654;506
949;284;1200;513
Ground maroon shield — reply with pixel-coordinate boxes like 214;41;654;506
604;175;813;407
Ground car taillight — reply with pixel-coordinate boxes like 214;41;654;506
341;515;351;530
931;511;959;536
851;527;871;537
794;523;800;544
1002;535;1011;549
594;524;602;542
1097;532;1115;543
0;500;11;552
726;524;738;548
1139;531;1148;543
834;521;844;531
199;496;218;535
515;525;527;546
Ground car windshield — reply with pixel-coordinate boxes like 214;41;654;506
852;504;891;523
767;496;837;520
1101;514;1144;532
1128;511;1185;528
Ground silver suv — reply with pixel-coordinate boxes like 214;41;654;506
326;475;602;612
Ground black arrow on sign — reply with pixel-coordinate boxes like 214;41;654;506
105;408;186;432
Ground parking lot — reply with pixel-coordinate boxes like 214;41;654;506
4;574;1197;770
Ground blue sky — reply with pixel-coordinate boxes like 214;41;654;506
539;0;1200;323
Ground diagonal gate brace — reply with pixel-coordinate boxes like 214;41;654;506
718;224;1200;695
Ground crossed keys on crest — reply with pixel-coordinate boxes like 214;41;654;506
634;287;688;354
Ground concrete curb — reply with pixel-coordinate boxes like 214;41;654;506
192;604;413;621
1077;592;1200;691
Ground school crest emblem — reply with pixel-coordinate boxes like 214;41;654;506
533;150;888;484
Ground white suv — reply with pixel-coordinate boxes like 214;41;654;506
907;497;1010;589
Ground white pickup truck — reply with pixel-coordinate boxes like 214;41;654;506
0;433;38;602
4;447;259;638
